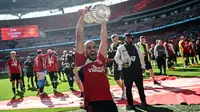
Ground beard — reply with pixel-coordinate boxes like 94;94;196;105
87;52;97;61
125;41;132;46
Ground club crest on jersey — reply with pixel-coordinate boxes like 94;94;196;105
11;63;17;66
88;65;105;73
96;60;103;65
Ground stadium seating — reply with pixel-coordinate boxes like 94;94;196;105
1;0;200;70
0;3;199;50
0;0;178;30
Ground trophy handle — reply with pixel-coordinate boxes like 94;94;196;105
84;6;94;23
87;5;92;12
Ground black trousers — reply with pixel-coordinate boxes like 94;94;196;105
58;67;65;79
122;68;146;106
168;55;174;69
48;72;58;89
198;53;200;61
195;56;198;64
65;68;74;88
86;100;118;112
156;56;166;75
27;72;35;87
183;52;190;66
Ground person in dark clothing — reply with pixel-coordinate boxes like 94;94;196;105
58;59;65;81
16;55;26;91
154;40;169;75
170;40;178;66
109;34;125;99
107;49;114;74
195;40;200;61
115;33;148;110
24;56;35;89
164;40;176;70
62;50;75;91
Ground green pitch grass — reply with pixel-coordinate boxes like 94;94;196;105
0;58;200;111
1;104;200;112
0;73;117;101
0;58;200;101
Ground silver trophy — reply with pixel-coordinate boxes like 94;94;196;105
84;4;111;24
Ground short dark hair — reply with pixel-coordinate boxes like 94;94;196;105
36;50;42;55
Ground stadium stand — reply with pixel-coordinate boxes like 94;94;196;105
0;0;200;70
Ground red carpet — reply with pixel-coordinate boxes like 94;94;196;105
0;77;200;110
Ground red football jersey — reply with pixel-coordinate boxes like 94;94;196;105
7;58;20;74
164;42;173;55
45;55;58;72
181;41;189;53
34;54;47;72
75;52;113;108
189;43;195;53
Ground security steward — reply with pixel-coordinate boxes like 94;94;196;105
115;33;148;110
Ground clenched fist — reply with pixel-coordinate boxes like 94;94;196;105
78;7;88;17
122;62;129;68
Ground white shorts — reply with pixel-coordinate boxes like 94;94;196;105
36;72;45;80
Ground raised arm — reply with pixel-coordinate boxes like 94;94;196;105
75;9;85;54
40;52;54;58
99;22;108;58
114;48;122;66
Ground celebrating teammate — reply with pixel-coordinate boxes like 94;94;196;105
7;51;25;99
34;49;53;96
45;49;59;93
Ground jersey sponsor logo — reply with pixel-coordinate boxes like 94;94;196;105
10;59;18;67
47;56;54;66
11;63;17;66
88;65;105;73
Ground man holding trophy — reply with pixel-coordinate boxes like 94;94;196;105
75;5;118;112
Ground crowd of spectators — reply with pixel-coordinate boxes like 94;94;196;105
1;1;199;49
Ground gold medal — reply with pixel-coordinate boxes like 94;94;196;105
73;67;78;73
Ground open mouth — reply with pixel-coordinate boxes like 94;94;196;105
90;52;96;56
